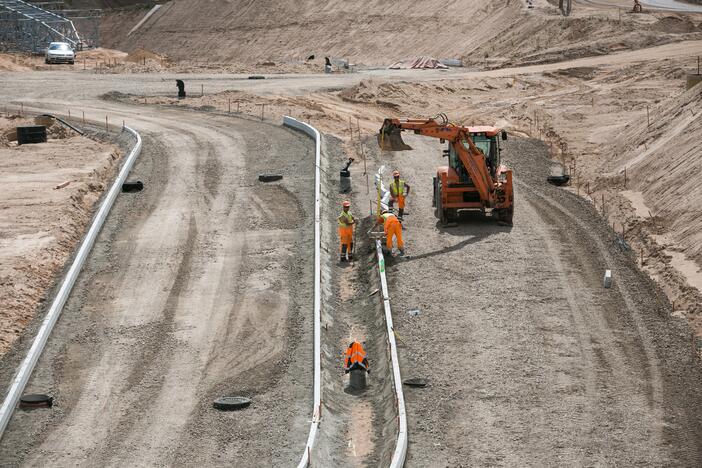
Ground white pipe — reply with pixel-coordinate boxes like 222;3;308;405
0;126;143;440
376;240;408;467
283;116;321;468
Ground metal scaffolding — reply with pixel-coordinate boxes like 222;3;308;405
0;0;101;53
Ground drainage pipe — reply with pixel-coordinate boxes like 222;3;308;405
376;240;408;467
282;116;322;468
0;125;143;440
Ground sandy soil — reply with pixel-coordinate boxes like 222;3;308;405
0;115;121;357
1;0;702;463
99;0;702;69
0;105;314;466
369;134;702;465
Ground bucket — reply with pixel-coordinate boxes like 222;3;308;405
340;169;351;193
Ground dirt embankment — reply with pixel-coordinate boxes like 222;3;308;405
98;0;701;68
0;115;122;356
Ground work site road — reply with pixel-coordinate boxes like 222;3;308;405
0;90;315;465
380;135;702;466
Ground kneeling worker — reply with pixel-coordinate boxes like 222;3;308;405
344;340;370;374
338;200;355;262
380;209;404;255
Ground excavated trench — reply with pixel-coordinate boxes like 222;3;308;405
312;134;398;467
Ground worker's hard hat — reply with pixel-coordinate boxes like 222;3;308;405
342;200;351;207
392;170;400;177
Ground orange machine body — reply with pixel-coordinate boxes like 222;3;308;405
378;116;514;224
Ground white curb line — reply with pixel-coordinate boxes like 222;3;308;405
376;241;408;467
283;117;322;468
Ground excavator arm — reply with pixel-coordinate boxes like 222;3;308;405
378;116;495;204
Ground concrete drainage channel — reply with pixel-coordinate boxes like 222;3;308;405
0;122;143;439
285;116;407;467
283;116;322;468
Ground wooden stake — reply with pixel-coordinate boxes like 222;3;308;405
201;84;204;97
237;101;240;113
624;166;627;188
82;110;85;124
260;104;265;121
105;116;109;133
228;98;231;113
601;193;605;217
68;109;71;121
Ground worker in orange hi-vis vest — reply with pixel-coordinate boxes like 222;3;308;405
338;200;355;262
344;340;370;374
389;170;411;220
380;209;405;256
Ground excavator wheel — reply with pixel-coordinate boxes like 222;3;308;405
432;177;437;208
496;207;514;226
434;179;452;225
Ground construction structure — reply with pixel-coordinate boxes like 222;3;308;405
0;0;100;53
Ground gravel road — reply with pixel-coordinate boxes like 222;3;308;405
0;101;315;466
374;135;702;466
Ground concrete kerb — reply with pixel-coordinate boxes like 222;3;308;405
375;240;408;467
283;116;322;468
0;124;143;440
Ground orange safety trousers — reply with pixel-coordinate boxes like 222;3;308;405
338;225;353;253
384;217;404;250
393;194;406;209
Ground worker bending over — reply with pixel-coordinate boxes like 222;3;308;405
380;209;404;256
389;170;410;220
344;340;370;374
338;200;355;262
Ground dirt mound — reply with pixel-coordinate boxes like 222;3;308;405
0;53;34;72
653;16;698;34
78;47;128;62
611;82;702;264
339;79;409;105
98;0;702;69
126;46;167;64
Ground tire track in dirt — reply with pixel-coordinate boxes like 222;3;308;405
0;104;316;467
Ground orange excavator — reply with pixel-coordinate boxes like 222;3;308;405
377;114;514;225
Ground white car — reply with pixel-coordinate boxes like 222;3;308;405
45;42;75;65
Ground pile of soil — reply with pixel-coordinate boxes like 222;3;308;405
126;46;167;64
653;16;699;33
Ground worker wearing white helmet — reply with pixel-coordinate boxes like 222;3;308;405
389;170;410;220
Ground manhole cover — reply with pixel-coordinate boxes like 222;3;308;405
403;378;429;388
258;174;283;182
213;396;251;411
19;394;53;409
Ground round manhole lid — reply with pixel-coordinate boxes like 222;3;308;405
403;378;429;388
19;394;53;409
213;396;251;411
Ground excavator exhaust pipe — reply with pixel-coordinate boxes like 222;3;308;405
377;128;412;151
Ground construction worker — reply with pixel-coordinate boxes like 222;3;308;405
338;200;355;262
380;209;404;255
389;170;410;220
344;340;369;374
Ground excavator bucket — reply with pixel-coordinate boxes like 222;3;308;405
377;127;412;151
